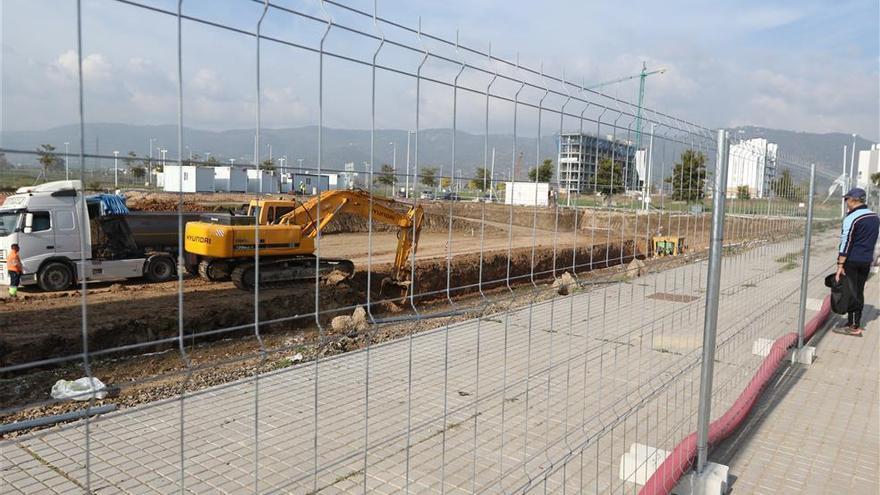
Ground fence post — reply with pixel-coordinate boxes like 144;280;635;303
696;129;729;474
796;164;816;348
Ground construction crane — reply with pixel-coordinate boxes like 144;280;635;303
184;189;424;293
586;62;666;154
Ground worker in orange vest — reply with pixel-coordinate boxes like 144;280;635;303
7;243;22;297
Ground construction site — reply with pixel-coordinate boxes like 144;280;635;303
2;1;878;493
0;188;809;429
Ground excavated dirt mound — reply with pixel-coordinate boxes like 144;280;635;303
0;242;636;371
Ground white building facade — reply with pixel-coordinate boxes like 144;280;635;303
856;144;879;190
726;138;778;198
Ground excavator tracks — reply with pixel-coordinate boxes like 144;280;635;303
230;256;355;290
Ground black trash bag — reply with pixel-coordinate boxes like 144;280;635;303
824;273;858;315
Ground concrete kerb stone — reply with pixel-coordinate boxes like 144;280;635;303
619;443;729;494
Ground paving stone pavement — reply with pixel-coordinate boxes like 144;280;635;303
0;232;857;494
712;270;879;495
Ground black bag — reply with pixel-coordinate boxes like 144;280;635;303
824;273;858;315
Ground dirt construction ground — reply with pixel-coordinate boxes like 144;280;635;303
0;192;810;428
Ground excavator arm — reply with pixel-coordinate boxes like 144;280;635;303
276;189;424;283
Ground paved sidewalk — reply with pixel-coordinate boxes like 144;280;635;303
0;233;850;494
713;274;879;494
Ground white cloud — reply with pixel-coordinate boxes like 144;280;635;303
49;50;112;82
191;68;223;98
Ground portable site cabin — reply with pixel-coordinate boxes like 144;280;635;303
504;181;552;206
214;166;247;192
162;165;215;193
290;173;331;195
246;169;280;194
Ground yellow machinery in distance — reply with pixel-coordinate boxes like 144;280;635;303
650;236;686;257
184;189;424;291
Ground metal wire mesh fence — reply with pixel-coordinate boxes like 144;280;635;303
0;1;851;494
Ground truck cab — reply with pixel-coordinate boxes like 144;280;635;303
0;180;182;291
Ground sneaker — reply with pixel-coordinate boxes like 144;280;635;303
833;326;863;337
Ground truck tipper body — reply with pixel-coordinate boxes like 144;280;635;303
0;180;199;291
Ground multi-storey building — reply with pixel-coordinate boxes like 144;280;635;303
557;133;640;194
726;138;778;198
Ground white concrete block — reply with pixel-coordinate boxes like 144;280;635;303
791;345;816;365
619;443;669;485
751;338;776;357
804;298;824;311
671;462;729;495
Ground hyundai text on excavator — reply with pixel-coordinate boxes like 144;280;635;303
183;189;424;292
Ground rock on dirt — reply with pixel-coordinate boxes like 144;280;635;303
323;269;351;285
625;259;646;278
552;272;578;295
330;305;369;335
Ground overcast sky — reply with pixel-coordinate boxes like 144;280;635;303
2;0;878;141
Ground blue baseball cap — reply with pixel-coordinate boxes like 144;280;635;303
844;187;866;201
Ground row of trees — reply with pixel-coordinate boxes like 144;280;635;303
20;144;878;199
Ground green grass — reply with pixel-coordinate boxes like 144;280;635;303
775;251;800;272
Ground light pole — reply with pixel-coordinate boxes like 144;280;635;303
113;150;119;188
405;131;413;198
849;133;857;189
489;147;496;201
205;152;211;163
297;158;304;173
643;123;655;211
230;158;236;166
160;149;168;173
279;156;287;174
148;138;155;185
390;141;397;195
64;141;70;180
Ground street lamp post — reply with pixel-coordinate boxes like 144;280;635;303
849;133;857;189
160;149;168;173
148;138;156;186
297;158;304;173
113;151;119;189
230;158;236;166
64;141;70;180
405;131;413;198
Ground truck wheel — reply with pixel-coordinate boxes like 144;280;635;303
38;262;73;291
144;256;176;283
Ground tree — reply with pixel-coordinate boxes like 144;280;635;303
470;167;491;191
0;152;10;170
260;158;276;171
206;155;219;166
37;144;60;176
186;153;202;167
440;177;452;189
420;167;438;188
770;169;806;200
871;172;880;188
594;157;623;201
376;163;396;193
665;149;707;202
131;166;146;180
528;159;554;182
736;185;751;200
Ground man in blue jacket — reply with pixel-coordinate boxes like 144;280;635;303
834;188;879;336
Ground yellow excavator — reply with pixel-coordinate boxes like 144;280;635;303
184;189;424;291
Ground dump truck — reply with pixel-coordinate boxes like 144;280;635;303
0;180;200;291
184;189;424;291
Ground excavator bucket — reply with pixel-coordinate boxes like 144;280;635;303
379;276;411;302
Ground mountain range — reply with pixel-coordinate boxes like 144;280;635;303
2;124;875;188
